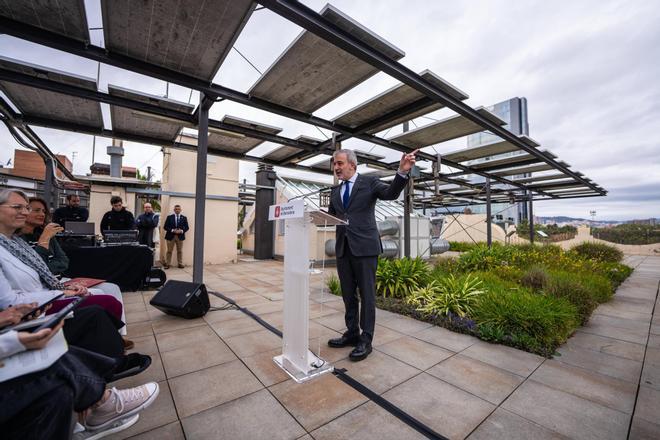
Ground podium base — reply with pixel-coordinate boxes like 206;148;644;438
274;352;334;384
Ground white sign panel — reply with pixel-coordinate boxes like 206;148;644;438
268;199;304;221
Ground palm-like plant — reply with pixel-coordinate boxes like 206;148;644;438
408;274;484;317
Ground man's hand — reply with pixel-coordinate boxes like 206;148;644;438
18;321;64;350
398;149;419;173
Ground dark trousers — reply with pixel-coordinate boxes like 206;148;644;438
64;305;125;358
337;242;378;343
0;346;117;439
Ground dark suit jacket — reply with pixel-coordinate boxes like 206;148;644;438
328;173;408;258
164;214;189;241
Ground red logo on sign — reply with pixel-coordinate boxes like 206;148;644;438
275;206;281;217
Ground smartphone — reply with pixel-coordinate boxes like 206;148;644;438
30;297;84;333
21;294;65;322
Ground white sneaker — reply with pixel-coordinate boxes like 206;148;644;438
84;383;159;431
73;414;139;439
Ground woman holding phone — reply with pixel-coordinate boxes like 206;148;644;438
0;189;125;336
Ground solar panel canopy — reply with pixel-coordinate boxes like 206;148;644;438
102;0;255;81
0;57;103;129
0;0;89;42
248;4;405;113
208;116;282;154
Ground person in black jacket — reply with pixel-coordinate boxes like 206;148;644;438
326;148;417;361
100;196;135;236
135;203;158;248
52;194;89;228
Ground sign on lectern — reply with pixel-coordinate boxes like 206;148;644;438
268;200;345;383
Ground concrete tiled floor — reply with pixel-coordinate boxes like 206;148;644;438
107;255;660;439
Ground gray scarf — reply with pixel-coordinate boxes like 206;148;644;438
0;234;64;289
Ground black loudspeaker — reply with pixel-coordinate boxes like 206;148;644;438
150;280;209;319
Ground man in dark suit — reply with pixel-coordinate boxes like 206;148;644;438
162;204;189;269
327;148;418;361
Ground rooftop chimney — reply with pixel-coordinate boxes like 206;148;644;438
107;144;124;178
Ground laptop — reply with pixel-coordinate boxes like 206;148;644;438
64;221;95;235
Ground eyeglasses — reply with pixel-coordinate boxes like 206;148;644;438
0;204;32;212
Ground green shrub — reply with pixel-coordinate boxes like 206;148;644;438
406;274;484;317
376;257;429;298
448;241;481;252
593;223;660;245
520;266;549;291
326;274;342;296
598;262;634;286
473;288;578;354
430;257;461;278
571;242;623;263
544;271;612;324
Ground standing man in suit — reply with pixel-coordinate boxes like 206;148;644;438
162;205;189;269
327;148;418;361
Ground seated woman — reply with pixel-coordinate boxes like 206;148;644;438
0;189;129;343
0;311;158;439
19;196;128;335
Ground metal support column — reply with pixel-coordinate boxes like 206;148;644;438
254;164;276;259
528;193;535;244
402;122;411;258
486;178;492;248
43;157;55;208
192;93;212;284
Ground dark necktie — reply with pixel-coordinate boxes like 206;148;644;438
175;215;179;228
342;180;351;209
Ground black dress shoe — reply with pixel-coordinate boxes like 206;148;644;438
328;334;359;348
349;341;372;362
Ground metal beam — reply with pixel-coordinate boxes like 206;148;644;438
0;19;566;198
486;178;492;247
257;0;603;195
192;94;212;283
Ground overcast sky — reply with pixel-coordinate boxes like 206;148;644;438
1;0;658;221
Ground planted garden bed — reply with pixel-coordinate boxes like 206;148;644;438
328;242;632;357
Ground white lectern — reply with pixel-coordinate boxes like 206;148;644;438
268;199;346;383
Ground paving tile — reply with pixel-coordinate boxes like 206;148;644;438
224;329;283;358
382;372;495;439
309;303;341;319
427;354;524;405
309;336;353;363
377;315;433;335
242;348;290;387
335;350;421;394
269;374;368;431
155;325;219;353
467;408;568;440
124;301;148;314
125;309;151;324
589;314;651;332
641;361;660;390
150;315;207;334
414;326;479;352
376;336;454;370
370;324;405;347
106;381;178;439
161;336;236;377
634;385;660;424
119;422;184;440
127;334;159;356
311;401;427;440
169;359;263;418
530;359;637;413
645;346;660;366
122;292;146;305
461;341;544;377
555;344;642;383
629;416;660;440
313;311;347;332
181;388;305;440
208;315;269;338
567;331;645;361
502;380;630;440
125;321;154;338
580;322;649;345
